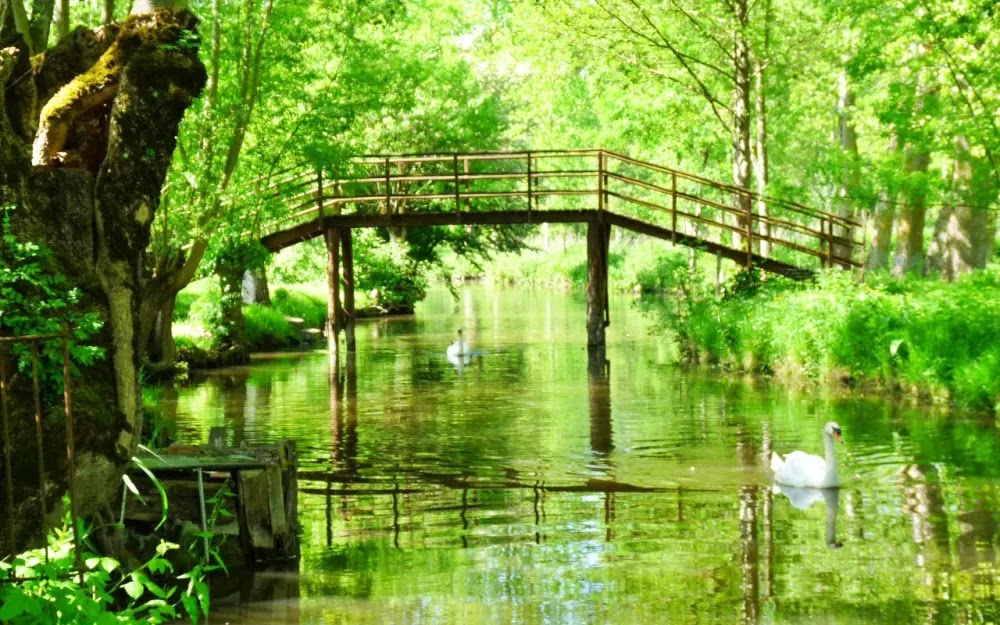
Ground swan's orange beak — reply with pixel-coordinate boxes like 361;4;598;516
833;430;843;443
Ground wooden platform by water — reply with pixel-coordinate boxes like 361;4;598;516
125;434;298;567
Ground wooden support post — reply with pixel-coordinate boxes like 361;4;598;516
464;158;471;211
341;228;356;352
526;152;533;211
671;172;678;244
453;154;461;212
597;152;605;212
746;194;754;268
384;157;391;214
316;168;324;223
586;220;611;350
325;228;341;356
826;218;834;269
716;251;723;297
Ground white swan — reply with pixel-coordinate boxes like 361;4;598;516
446;329;470;358
770;421;842;488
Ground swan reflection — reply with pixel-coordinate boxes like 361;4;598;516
775;484;842;549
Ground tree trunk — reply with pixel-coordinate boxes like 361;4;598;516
140;239;206;372
28;0;55;52
834;69;859;266
753;57;769;258
147;295;178;368
752;0;770;258
218;265;250;365
730;0;752;251
867;190;895;271
892;147;930;276
0;8;205;554
242;267;271;305
54;0;67;38
928;136;998;279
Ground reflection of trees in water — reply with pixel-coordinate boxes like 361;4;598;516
957;488;998;575
740;485;760;625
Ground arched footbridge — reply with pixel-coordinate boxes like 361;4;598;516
256;149;862;351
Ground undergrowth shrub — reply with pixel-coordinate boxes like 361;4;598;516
647;264;1000;411
270;287;327;328
244;305;299;350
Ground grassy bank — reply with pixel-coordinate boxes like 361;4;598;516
648;266;1000;412
174;281;334;354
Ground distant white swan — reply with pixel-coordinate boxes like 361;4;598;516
446;329;470;358
770;421;843;488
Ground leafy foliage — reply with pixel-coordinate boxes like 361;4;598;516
0;207;104;384
646;264;1000;411
0;514;213;625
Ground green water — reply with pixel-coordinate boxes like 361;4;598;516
168;285;1000;624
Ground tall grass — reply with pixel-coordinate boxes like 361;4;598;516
652;265;1000;411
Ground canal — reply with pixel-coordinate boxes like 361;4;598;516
166;284;1000;624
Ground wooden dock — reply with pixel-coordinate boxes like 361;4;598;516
125;437;298;567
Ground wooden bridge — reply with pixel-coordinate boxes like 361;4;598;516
255;149;862;351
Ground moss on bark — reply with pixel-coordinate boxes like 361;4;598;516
0;9;205;556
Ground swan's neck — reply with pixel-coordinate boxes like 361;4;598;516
823;434;839;482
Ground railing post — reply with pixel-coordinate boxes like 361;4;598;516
29;342;47;564
597;152;605;212
826;218;834;269
0;344;15;555
453;153;461;212
384;157;391;214
671;171;677;243
464;157;471;211
61;323;82;579
526;151;533;211
316;167;325;223
745;192;753;267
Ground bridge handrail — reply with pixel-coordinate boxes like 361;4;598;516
254;149;864;271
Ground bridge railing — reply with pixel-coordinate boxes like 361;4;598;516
258;149;862;270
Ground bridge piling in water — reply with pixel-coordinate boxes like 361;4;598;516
324;227;341;355
586;221;611;350
341;228;356;352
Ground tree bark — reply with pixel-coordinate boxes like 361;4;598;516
928;136;998;279
28;0;54;52
891;147;930;276
752;0;770;258
0;9;205;554
753;56;769;258
218;263;250;365
867;190;895;271
54;0;66;38
834;68;859;266
731;0;753;250
140;240;206;372
242;267;271;305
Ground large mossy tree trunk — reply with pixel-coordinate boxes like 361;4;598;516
0;6;205;555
